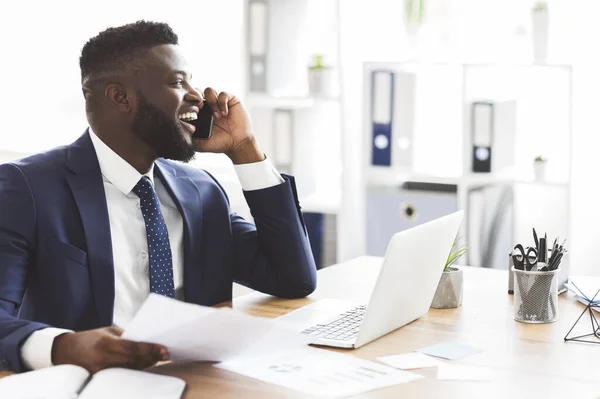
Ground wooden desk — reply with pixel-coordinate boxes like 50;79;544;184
2;257;598;397
149;256;600;398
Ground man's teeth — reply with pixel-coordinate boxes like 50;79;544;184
178;112;198;121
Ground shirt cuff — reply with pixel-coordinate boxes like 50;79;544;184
21;328;73;370
233;156;284;191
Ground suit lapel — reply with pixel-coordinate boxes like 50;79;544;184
154;160;203;302
65;132;115;327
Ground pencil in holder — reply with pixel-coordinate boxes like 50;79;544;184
513;267;560;323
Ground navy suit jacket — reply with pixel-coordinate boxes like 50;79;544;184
0;132;317;372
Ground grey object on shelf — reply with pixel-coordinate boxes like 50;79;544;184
366;182;458;256
466;184;513;270
304;212;337;269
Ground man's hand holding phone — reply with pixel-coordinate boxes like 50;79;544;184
193;87;265;165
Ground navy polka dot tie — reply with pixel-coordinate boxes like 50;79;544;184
132;176;175;298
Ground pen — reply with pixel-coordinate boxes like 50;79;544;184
533;228;539;252
537;237;547;270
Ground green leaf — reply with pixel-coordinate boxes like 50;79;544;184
444;237;468;271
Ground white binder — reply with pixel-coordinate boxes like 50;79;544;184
248;0;268;92
272;108;293;173
392;72;416;170
246;0;309;95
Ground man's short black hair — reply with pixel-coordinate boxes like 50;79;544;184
79;20;178;82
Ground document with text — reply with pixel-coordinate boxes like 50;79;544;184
216;347;423;397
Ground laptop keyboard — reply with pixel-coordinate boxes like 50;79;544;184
300;305;367;341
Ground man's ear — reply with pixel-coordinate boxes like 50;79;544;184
105;84;133;112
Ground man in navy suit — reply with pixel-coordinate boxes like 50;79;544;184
0;21;317;373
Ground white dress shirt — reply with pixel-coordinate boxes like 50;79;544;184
20;129;284;370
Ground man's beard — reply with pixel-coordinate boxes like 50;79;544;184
132;94;196;162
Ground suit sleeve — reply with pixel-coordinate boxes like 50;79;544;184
228;174;317;298
0;163;49;372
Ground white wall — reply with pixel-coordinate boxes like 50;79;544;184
1;0;598;275
0;0;244;153
0;0;251;216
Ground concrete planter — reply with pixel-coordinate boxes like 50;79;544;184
533;160;547;182
431;267;463;309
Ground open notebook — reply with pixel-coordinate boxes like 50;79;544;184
0;364;186;399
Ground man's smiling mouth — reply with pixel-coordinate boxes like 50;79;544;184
178;112;197;122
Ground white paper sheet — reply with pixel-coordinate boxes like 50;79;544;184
216;347;423;398
79;368;185;399
0;364;89;399
437;364;492;382
377;352;443;370
122;293;308;362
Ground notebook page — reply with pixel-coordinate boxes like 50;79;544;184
0;364;89;399
79;368;185;399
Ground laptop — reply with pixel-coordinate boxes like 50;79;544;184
278;211;464;349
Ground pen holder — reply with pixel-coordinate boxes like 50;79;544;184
513;267;560;324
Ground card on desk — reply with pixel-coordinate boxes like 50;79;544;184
416;342;482;361
377;353;443;370
0;365;185;399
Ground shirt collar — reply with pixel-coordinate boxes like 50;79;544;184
88;128;154;195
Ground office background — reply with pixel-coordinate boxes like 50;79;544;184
0;0;598;276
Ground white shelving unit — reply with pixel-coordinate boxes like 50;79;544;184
242;0;344;268
362;61;573;275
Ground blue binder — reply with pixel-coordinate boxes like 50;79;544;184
370;70;395;167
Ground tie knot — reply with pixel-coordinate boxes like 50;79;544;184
132;176;154;198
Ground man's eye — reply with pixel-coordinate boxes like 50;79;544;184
173;79;184;86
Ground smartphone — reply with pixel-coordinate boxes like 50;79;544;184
191;102;213;140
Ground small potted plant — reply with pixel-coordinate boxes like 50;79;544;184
533;155;548;181
531;1;549;63
404;0;425;57
431;238;468;309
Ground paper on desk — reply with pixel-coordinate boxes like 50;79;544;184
216;347;423;398
436;364;492;382
122;294;308;362
377;352;443;370
416;342;482;361
566;277;600;302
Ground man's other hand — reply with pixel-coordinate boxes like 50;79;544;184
51;326;169;373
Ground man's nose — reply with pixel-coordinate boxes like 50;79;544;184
185;87;203;104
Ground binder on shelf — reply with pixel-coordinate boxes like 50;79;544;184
470;100;517;174
272;108;293;173
248;0;268;92
247;0;309;96
471;102;493;173
393;72;416;170
370;70;395;167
